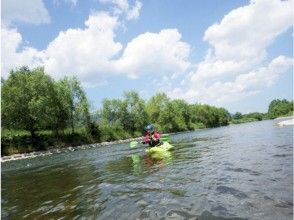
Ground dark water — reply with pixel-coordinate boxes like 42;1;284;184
2;120;293;219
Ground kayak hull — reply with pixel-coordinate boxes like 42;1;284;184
145;142;174;160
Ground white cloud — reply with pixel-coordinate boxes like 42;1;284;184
100;0;142;20
44;12;123;84
168;0;293;105
194;0;293;83
1;12;122;85
115;29;191;78
2;12;191;87
2;0;50;25
126;0;142;20
1;26;45;78
168;56;293;105
1;0;292;102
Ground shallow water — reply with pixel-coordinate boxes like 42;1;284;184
2;120;293;219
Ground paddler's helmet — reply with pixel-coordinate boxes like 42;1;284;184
145;124;155;133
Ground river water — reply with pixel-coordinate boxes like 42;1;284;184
2;120;293;219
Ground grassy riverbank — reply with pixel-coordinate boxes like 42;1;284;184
1;129;94;156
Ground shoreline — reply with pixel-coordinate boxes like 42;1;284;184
1;137;143;163
1;129;196;163
3;118;290;163
1;131;187;163
274;116;294;126
274;116;294;120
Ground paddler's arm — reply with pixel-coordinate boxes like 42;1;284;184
151;132;160;141
142;135;151;144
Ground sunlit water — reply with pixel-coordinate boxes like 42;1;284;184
2;120;293;219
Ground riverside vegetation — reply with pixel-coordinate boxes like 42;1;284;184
1;67;293;156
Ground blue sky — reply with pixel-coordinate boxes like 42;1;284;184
1;0;293;113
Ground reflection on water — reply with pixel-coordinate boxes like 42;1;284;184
2;120;293;220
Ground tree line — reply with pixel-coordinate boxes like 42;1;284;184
1;67;293;155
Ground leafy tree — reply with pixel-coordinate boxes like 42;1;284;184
268;99;293;119
100;98;124;127
217;108;230;125
59;76;91;133
145;93;170;130
2;67;57;138
233;112;243;120
121;91;149;134
159;99;190;132
243;112;264;121
189;104;230;128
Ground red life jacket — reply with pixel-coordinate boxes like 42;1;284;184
143;132;161;146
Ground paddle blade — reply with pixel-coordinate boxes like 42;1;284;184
130;141;139;148
161;134;171;142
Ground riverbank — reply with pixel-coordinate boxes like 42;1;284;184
274;116;294;126
1;129;196;163
1;137;142;163
2;117;291;163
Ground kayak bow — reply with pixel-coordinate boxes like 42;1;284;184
145;142;174;160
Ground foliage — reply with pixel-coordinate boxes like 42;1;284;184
268;99;293;119
2;65;293;156
189;104;230;128
145;93;170;130
158;99;191;132
2;67;58;137
58;76;91;133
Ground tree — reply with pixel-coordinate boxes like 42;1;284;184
2;67;57;138
189;104;230;128
146;93;170;128
121;91;149;134
268;99;293;119
158;99;190;132
233;112;243;120
59;76;90;134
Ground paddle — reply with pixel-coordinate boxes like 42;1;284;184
130;134;171;148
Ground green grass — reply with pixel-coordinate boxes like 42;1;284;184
1;127;97;156
2;129;30;137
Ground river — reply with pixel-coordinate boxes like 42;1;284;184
2;120;293;219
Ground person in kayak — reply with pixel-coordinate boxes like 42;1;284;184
142;124;162;147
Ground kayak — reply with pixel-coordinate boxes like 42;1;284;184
145;142;174;160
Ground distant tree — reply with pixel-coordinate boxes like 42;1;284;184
99;91;148;135
243;112;263;121
159;99;191;132
59;76;91;134
268;99;293;119
146;93;170;130
121;91;149;134
233;112;243;120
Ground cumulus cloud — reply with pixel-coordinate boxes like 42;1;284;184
44;12;123;84
1;12;123;85
192;0;293;83
168;0;293;104
169;56;293;105
100;0;142;20
115;29;191;78
1;12;191;86
1;0;50;25
1;26;45;78
1;0;292;102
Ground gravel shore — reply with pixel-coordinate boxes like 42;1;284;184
1;137;142;163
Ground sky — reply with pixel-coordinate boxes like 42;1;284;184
1;0;293;113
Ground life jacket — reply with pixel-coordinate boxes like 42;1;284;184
143;132;161;147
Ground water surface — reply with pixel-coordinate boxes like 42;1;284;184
2;120;293;219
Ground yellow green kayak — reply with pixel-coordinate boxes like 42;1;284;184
145;142;174;160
